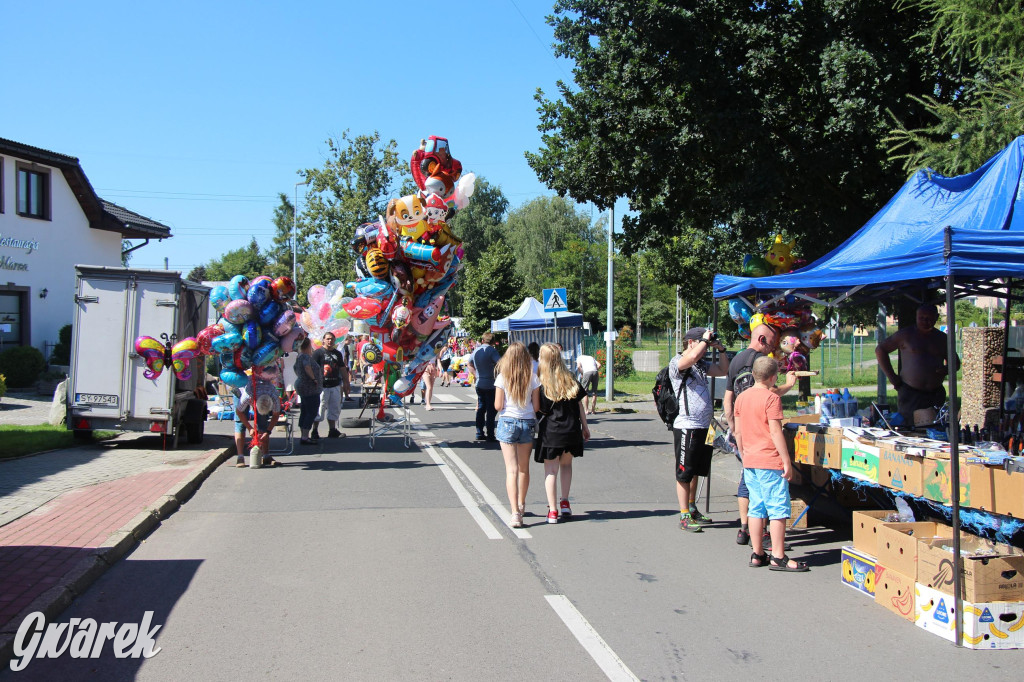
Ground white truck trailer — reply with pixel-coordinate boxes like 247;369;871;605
66;266;210;447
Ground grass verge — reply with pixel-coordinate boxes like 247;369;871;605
0;424;118;460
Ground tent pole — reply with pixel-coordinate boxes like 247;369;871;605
999;279;1013;426
946;272;964;647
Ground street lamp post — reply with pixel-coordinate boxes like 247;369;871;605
605;203;615;402
293;180;308;289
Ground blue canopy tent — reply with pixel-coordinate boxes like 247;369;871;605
491;297;584;366
712;136;1024;647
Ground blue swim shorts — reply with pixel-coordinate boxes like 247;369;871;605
743;468;790;520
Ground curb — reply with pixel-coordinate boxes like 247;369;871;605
0;445;232;667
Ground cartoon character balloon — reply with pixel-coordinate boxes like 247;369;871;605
134;335;199;381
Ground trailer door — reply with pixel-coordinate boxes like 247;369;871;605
128;278;180;423
70;276;130;421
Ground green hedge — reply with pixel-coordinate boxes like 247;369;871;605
0;346;45;388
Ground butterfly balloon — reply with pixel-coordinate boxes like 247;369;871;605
134;335;200;381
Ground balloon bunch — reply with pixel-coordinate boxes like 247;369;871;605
133;334;199;381
346;135;472;405
729;296;824;371
298;280;352;345
741;234;804;277
197;274;304;388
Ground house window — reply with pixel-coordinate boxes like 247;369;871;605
16;164;50;220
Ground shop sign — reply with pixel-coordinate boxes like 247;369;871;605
0;233;39;271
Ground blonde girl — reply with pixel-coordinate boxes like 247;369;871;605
494;342;541;528
536;343;590;523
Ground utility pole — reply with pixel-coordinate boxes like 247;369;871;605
293;180;309;290
636;265;642;345
605;204;615;402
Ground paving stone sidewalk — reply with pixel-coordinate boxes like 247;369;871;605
0;431;231;661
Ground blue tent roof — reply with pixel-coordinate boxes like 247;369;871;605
491;297;583;332
714;136;1024;303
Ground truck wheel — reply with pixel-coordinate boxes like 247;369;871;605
73;429;93;441
186;419;205;444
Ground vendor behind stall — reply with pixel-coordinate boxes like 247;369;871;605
875;303;960;426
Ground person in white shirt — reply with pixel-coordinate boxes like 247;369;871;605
576;353;601;414
494;342;542;528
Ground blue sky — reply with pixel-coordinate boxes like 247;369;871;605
3;0;617;274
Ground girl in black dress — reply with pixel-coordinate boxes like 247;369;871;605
535;343;590;523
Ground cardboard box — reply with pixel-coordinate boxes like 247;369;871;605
802;428;843;469
876;521;952;578
922;457;971;507
915;582;1024;649
785;427;809;464
841;545;876;598
917;537;1024;602
874;564;916;621
841;443;879;483
787;499;808;529
852;510;899;556
993;469;1024;518
878;444;924;497
967;463;996;512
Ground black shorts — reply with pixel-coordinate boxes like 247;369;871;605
673;427;712;483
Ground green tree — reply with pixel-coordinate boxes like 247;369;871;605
202;238;269;281
299;131;409;292
186;264;208;283
527;0;957;269
265;193;305;279
461;240;527;337
886;0;1024;174
448;176;510;264
121;240;133;266
505;195;594;295
546;233;606;329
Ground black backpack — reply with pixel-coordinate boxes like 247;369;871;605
653;365;689;429
731;349;759;397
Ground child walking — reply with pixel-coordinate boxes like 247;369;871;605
733;356;808;572
535;343;590;523
494;342;541;528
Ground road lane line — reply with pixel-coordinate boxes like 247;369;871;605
424;445;502;539
439;444;532;539
544;595;639;682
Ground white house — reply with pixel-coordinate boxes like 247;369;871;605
0;138;170;357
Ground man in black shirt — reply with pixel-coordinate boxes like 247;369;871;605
312;332;346;439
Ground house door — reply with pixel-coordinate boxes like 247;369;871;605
0;290;27;350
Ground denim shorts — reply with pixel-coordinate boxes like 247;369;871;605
496;416;536;444
743;468;790;520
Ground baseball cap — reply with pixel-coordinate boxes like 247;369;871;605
683;327;708;341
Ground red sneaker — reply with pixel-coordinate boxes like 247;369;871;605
559;499;572;518
547;510;559;524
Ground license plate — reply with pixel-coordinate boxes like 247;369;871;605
76;393;119;407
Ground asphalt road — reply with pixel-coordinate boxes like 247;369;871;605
4;386;1022;680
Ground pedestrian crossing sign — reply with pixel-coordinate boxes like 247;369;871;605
542;288;568;312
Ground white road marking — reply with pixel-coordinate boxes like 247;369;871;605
423;445;502;540
432;393;466;403
439;444;532;539
544;595;639;682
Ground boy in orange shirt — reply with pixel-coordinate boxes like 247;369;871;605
733;356;809;572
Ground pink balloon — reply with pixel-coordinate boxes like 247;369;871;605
307;284;326;307
317;301;332;322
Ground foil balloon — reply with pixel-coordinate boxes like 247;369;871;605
243;320;262;351
247;279;273;308
728;299;753;326
210;286;230;314
253;339;282;366
392;302;412;330
258;300;283;326
766;235;797;274
344;297;383;320
361;343;382;364
133;336;198;381
271;276;295;301
211;331;244;353
223;299;254;325
280;326;304;353
366;248;389;278
228;275;250;301
218;318;242;336
220;368;248;388
196;324;224;356
742;254;773;278
273;309;297;337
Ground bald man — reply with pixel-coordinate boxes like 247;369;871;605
876;303;959;426
723;323;797;546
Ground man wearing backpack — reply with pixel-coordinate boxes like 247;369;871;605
671;327;730;532
723;323;797;545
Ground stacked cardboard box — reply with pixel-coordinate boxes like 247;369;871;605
842;511;1024;648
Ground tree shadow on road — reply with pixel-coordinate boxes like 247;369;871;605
581;509;679;522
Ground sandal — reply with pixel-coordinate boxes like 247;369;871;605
768;554;809;572
263;458;281;467
300;438;316;445
749;552;768;568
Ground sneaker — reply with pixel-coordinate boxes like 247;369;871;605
475;432;486;440
689;508;712;524
679;514;703;532
235;457;246;468
547;510;559;524
559;499;572;518
327;429;342;438
736;526;750;545
510;512;524;528
312;427;320;440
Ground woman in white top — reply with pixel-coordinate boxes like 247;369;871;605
494;342;542;528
